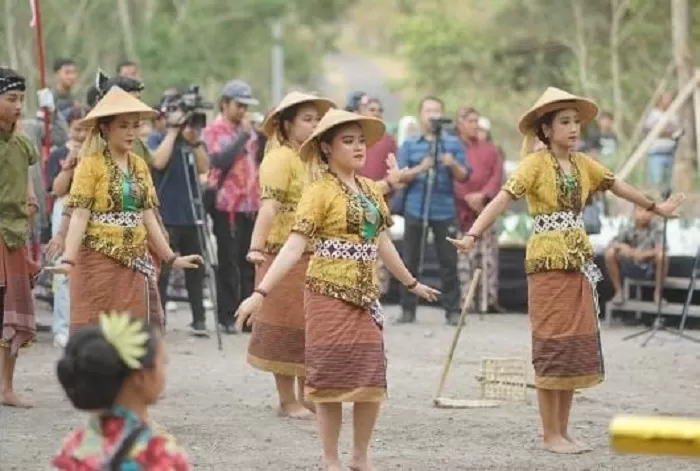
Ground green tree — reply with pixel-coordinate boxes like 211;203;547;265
0;0;356;108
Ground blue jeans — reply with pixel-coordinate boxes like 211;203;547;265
51;197;70;337
647;152;674;187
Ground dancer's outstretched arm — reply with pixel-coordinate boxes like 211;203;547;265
377;232;440;302
235;233;307;328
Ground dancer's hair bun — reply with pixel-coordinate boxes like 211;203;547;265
56;319;157;411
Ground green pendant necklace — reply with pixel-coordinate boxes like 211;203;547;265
561;173;577;193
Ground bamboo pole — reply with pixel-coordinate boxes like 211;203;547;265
617;70;700;181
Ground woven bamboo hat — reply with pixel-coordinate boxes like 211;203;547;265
298;109;385;162
517;87;599;135
82;86;158;127
262;91;336;138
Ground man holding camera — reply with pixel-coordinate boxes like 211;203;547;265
148;99;210;336
202;80;260;334
397;96;470;326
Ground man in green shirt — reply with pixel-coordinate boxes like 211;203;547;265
0;67;40;408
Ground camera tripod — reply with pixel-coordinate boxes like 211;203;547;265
183;150;223;350
417;119;451;276
622;194;700;347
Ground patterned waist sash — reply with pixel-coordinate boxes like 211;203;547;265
313;238;384;329
532;211;584;234
533;211;603;316
89;211;154;279
90;211;143;228
314;239;378;262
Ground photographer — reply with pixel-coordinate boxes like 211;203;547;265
202;80;260;333
397;96;470;326
148;96;210;337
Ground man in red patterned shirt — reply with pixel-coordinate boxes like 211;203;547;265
202;80;259;333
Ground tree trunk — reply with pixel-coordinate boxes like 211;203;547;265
569;0;591;95
610;0;627;142
671;0;695;191
4;0;19;69
117;0;139;62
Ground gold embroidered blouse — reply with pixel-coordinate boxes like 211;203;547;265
259;145;308;254
503;150;615;274
292;172;393;308
66;152;159;268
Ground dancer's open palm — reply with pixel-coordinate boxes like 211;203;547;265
410;283;441;302
44;263;72;277
235;294;264;330
446;235;475;254
173;255;203;269
655;193;685;218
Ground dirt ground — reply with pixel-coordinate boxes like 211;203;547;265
1;304;699;471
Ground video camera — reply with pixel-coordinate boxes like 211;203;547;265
161;85;214;130
429;117;454;135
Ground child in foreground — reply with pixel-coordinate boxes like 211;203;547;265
51;312;190;470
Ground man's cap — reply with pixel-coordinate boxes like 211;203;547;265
221;80;259;106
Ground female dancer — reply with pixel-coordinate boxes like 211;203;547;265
46;71;163;261
48;104;89;347
52;312;190;469
246;91;335;419
448;87;684;454
45;86;201;332
236;109;439;471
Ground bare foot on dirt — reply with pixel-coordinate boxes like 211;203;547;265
303;401;316;413
323;461;343;471
542;436;581;454
1;391;33;409
348;465;373;471
348;457;373;471
278;403;314;419
564;434;593;453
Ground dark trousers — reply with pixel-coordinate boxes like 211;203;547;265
400;216;461;317
158;225;205;324
211;210;256;326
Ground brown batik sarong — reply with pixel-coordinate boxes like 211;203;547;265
303;290;387;403
0;235;38;356
528;270;604;390
247;254;308;377
70;247;163;333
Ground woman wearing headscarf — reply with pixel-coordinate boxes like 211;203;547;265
245;91;335;419
448;87;684;454
236;109;439;470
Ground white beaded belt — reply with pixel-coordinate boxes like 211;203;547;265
314;239;378;262
90;211;143;228
532;211;584;234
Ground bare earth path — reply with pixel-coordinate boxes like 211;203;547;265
1;305;699;470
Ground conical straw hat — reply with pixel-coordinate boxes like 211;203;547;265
262;91;336;138
517;87;598;135
298;109;385;162
81;86;158;127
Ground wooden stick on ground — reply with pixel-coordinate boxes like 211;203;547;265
434;269;482;402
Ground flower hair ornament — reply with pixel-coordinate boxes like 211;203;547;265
98;312;150;369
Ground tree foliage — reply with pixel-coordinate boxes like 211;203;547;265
383;0;700;157
0;0;356;107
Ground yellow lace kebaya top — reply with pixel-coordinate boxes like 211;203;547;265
66;152;159;269
259;145;309;254
503;149;615;274
292;172;393;308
